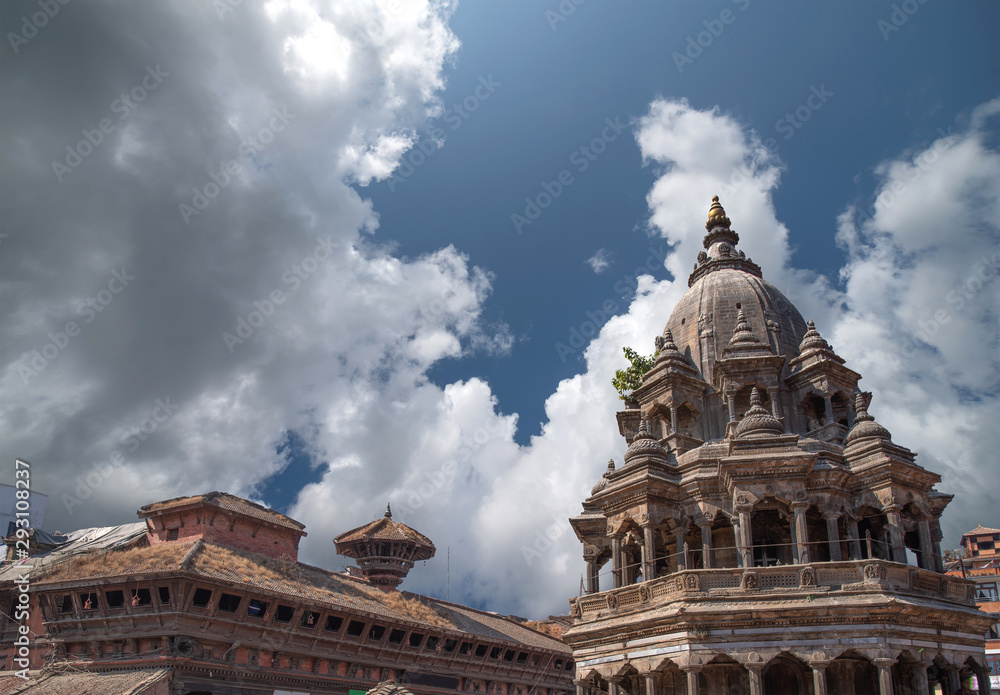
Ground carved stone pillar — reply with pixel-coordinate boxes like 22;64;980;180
737;509;753;568
793;502;810;564
727;394;736;423
698;520;713;569
883;505;906;563
642;524;656;581
910;661;931;695
824;512;843;561
930;521;945;573
917;519;935;570
611;535;623;589
608;678;620;695
670;406;678;434
846;516;863;560
673;527;687;571
874;658;895;695
823;394;834;424
644;673;658;695
767;387;785;431
811;662;830;695
682;667;701;695
746;664;764;695
585;558;598;594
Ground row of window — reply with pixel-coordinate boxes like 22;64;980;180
55;585;574;672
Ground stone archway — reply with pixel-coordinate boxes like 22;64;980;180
762;652;814;695
702;654;749;695
827;650;879;695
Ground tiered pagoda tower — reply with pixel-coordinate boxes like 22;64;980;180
565;198;993;695
334;504;436;591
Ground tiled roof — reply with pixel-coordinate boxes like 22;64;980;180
30;539;568;653
963;524;1000;537
138;492;305;533
334;516;435;547
0;668;170;695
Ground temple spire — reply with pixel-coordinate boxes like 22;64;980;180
384;502;392;519
703;195;740;249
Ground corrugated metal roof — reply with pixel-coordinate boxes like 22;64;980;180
0;523;147;583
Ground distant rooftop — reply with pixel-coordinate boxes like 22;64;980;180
138;491;305;534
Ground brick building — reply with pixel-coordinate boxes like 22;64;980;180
947;525;1000;691
0;492;574;695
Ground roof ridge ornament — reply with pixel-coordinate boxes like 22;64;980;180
799;320;831;352
733;387;785;439
623;417;669;465
845;390;892;446
385;502;392;519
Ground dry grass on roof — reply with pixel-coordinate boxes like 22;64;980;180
141;494;205;511
37;539;191;583
190;543;456;629
522;620;569;640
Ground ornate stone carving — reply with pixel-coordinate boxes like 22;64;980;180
863;563;886;581
606;593;618;610
799;567;815;587
173;636;198;657
639;585;650;602
741;572;759;590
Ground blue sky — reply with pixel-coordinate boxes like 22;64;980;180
2;0;998;616
361;0;999;444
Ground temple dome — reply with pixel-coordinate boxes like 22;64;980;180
663;198;808;381
664;269;808;380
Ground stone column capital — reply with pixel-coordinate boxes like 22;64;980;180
791;500;809;511
822;511;841;520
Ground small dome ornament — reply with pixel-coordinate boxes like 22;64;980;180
384;502;392;519
799;320;831;352
624;418;668;464
729;310;756;345
734;388;785;439
592;458;616;495
844;391;892;446
654;328;687;366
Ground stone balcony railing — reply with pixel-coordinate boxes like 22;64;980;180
569;560;976;620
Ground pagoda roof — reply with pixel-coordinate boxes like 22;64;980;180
962;524;1000;537
335;511;434;548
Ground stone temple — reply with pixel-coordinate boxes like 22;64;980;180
565;198;993;694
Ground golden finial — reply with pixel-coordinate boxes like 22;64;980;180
705;195;731;232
